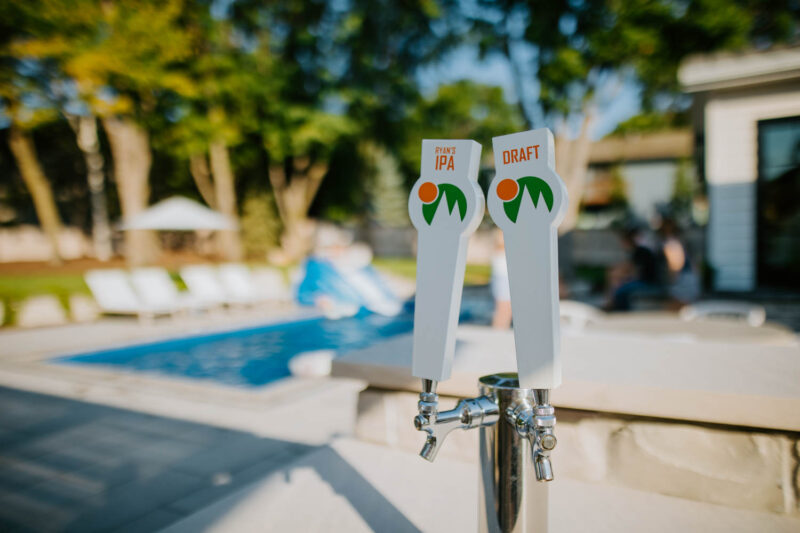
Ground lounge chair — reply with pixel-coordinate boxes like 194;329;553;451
84;269;175;321
129;267;208;315
251;266;294;304
680;300;767;327
217;263;262;305
180;264;255;307
560;300;603;329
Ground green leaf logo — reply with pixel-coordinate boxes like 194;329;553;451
419;182;468;225
498;176;553;223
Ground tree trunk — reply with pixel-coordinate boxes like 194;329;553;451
267;158;327;264
189;152;216;209
208;140;242;261
67;114;112;261
102;116;158;266
555;112;594;234
7;125;63;265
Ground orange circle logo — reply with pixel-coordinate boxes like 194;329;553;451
497;179;518;201
418;182;438;203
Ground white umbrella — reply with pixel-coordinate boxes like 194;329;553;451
119;197;237;231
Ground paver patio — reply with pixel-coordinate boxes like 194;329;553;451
0;387;311;532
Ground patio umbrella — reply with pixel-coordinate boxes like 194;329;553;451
119;196;237;231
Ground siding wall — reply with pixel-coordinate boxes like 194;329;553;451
704;83;800;291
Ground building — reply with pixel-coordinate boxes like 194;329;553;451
584;129;694;223
680;46;800;292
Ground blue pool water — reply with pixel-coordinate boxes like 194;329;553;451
56;310;418;387
57;288;493;388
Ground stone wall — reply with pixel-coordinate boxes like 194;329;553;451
355;388;799;515
0;225;93;262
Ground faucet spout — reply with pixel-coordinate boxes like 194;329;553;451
507;388;557;482
413;379;500;462
534;452;554;482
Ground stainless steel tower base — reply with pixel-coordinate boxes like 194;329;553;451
478;373;549;533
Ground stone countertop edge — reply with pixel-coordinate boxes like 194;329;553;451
332;332;800;433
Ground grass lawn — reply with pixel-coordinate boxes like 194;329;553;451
0;273;89;302
373;257;490;285
0;273;89;325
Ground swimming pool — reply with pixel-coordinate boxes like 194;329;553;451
56;289;492;387
55;311;414;387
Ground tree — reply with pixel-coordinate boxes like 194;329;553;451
66;113;112;261
155;12;277;261
264;108;354;263
6;125;64;264
362;142;409;228
16;0;197;265
230;0;357;263
329;0;459;147
0;6;64;264
454;0;800;232
398;80;525;179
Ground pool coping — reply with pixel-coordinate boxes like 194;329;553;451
0;310;367;444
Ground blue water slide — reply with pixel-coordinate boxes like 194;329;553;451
296;257;401;316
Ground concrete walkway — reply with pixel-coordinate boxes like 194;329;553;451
164;438;800;533
3;387;800;532
0;386;312;532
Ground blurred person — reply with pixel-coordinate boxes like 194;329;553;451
490;229;512;329
659;216;700;310
606;224;661;311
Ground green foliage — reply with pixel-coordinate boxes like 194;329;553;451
671;157;695;212
155;16;281;160
400;80;525;178
362;142;409;228
240;192;282;259
10;0;793;249
612;111;689;136
608;165;629;207
13;0;196;121
372;257;491;285
326;0;457;146
460;0;800;123
263;106;355;163
0;273;88;326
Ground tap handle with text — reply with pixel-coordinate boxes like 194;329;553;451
487;129;567;389
409;139;483;382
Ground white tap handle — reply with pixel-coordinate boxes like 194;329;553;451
487;129;568;389
409;139;483;381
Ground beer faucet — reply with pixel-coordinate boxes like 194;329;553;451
506;389;557;481
414;378;500;461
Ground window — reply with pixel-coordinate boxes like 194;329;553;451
757;116;800;289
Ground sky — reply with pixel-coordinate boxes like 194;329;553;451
416;45;643;140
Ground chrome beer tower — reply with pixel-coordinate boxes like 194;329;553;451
409;130;566;533
413;377;556;483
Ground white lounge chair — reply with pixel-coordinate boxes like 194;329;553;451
84;269;175;321
560;300;604;329
217;263;262;305
680;300;767;327
180;265;242;307
129;267;208;315
251;266;293;303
